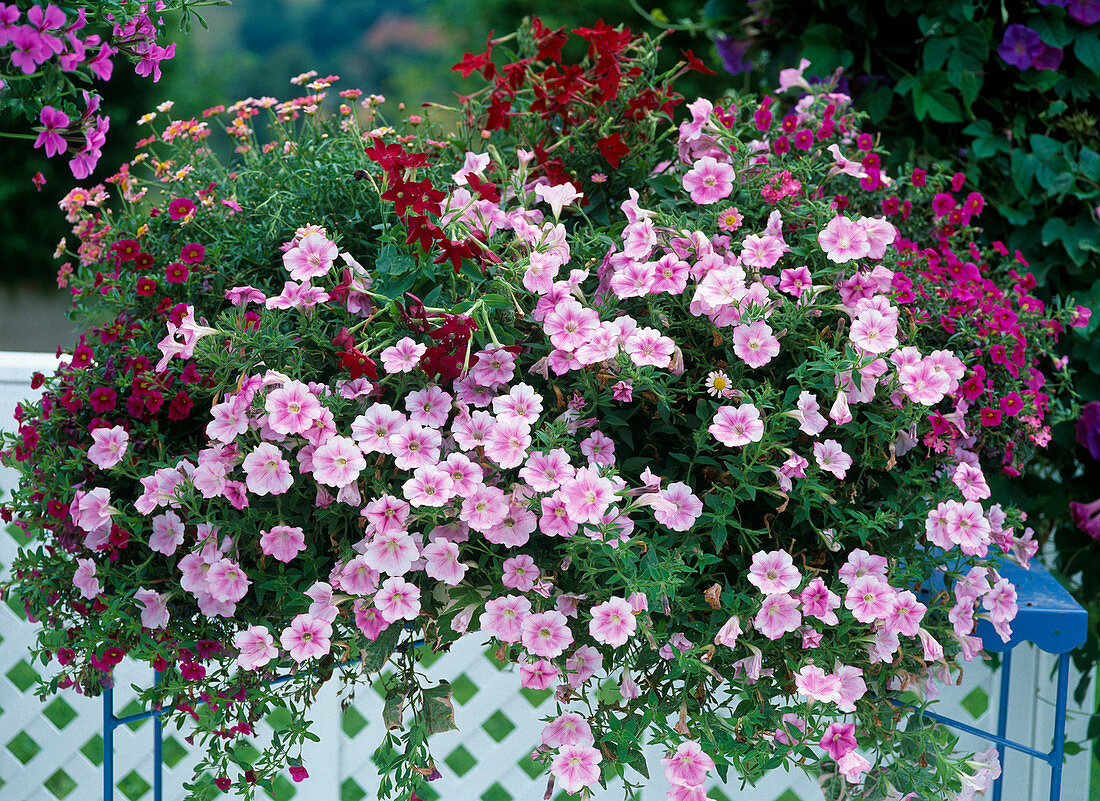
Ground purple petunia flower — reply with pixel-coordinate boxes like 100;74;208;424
714;34;753;75
1076;401;1100;461
1067;0;1100;25
998;24;1043;69
1033;43;1064;70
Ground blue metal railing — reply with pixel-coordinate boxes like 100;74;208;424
101;639;425;800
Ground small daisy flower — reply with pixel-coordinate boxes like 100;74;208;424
705;370;731;397
717;206;744;231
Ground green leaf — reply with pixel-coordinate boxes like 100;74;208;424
1010;150;1039;196
360;625;400;674
422;681;459;736
382;690;405;731
911;72;964;123
1080;147;1100;181
1041;217;1069;246
1076;31;1100;75
800;25;854;74
923;37;951;71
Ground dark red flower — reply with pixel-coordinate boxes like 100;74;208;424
289;766;309;783
167;390;194;420
180;243;206;263
165;262;190;283
337;349;378;380
167;197;195;221
597;133;629;169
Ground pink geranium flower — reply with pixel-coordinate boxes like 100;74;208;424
280;613;332;662
683;156;735;205
374;576;422;622
521;610;574;658
588;596;637;647
260;525;306;562
235;625;278;670
709;404;765;447
747;550;802;595
550;744;602;795
34;106;70;158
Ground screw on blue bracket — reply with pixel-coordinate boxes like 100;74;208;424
899;555;1088;801
101;638;426;800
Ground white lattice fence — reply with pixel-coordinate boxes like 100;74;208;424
0;352;1093;801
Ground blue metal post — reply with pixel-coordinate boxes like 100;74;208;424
154;670;164;801
992;649;1012;801
103;685;114;801
1050;653;1070;800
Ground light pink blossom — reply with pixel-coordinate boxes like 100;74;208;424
260;525;306;562
550;744;602;795
280;613;332;662
88;425;129;469
521;610;574;658
748;550;802;594
374;576;421;622
683;156;735;205
588;596;637;647
235;625;278;670
709;404;765;447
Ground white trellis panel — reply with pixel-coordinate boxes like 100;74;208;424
0;352;1093;801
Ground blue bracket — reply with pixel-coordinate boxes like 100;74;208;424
905;555;1088;801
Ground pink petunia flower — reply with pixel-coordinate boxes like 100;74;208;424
521;610;574;658
550;744;602;795
560;467;617;525
588;596;637;647
794;665;842;704
754;592;802;639
813;439;852;479
280;613;332;662
484;418;533;469
87;425;129;469
850;308;898;354
381;337;426;374
73;558;101;599
709;404;765;447
480;594;532;643
374;576;422;622
421;539;467;586
206;558;251;603
747;550;802;595
260;525;306;562
661;740;715;787
844;575;896;623
149;511;186;556
242;442;294;496
388;422;441;470
282;231;338;280
135;588;170;629
265;380;322;436
519;658;559;689
235;625;278;670
365;530;419;577
542;712;594;747
819;721;857;761
402;465;455;508
351;403;404;455
653;481;703;531
519;449;575;493
818;215;871;263
405;385;453;428
732;320;781;368
682;156;735;205
311;435;366;488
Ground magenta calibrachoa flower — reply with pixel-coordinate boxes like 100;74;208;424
3;30;1073;801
